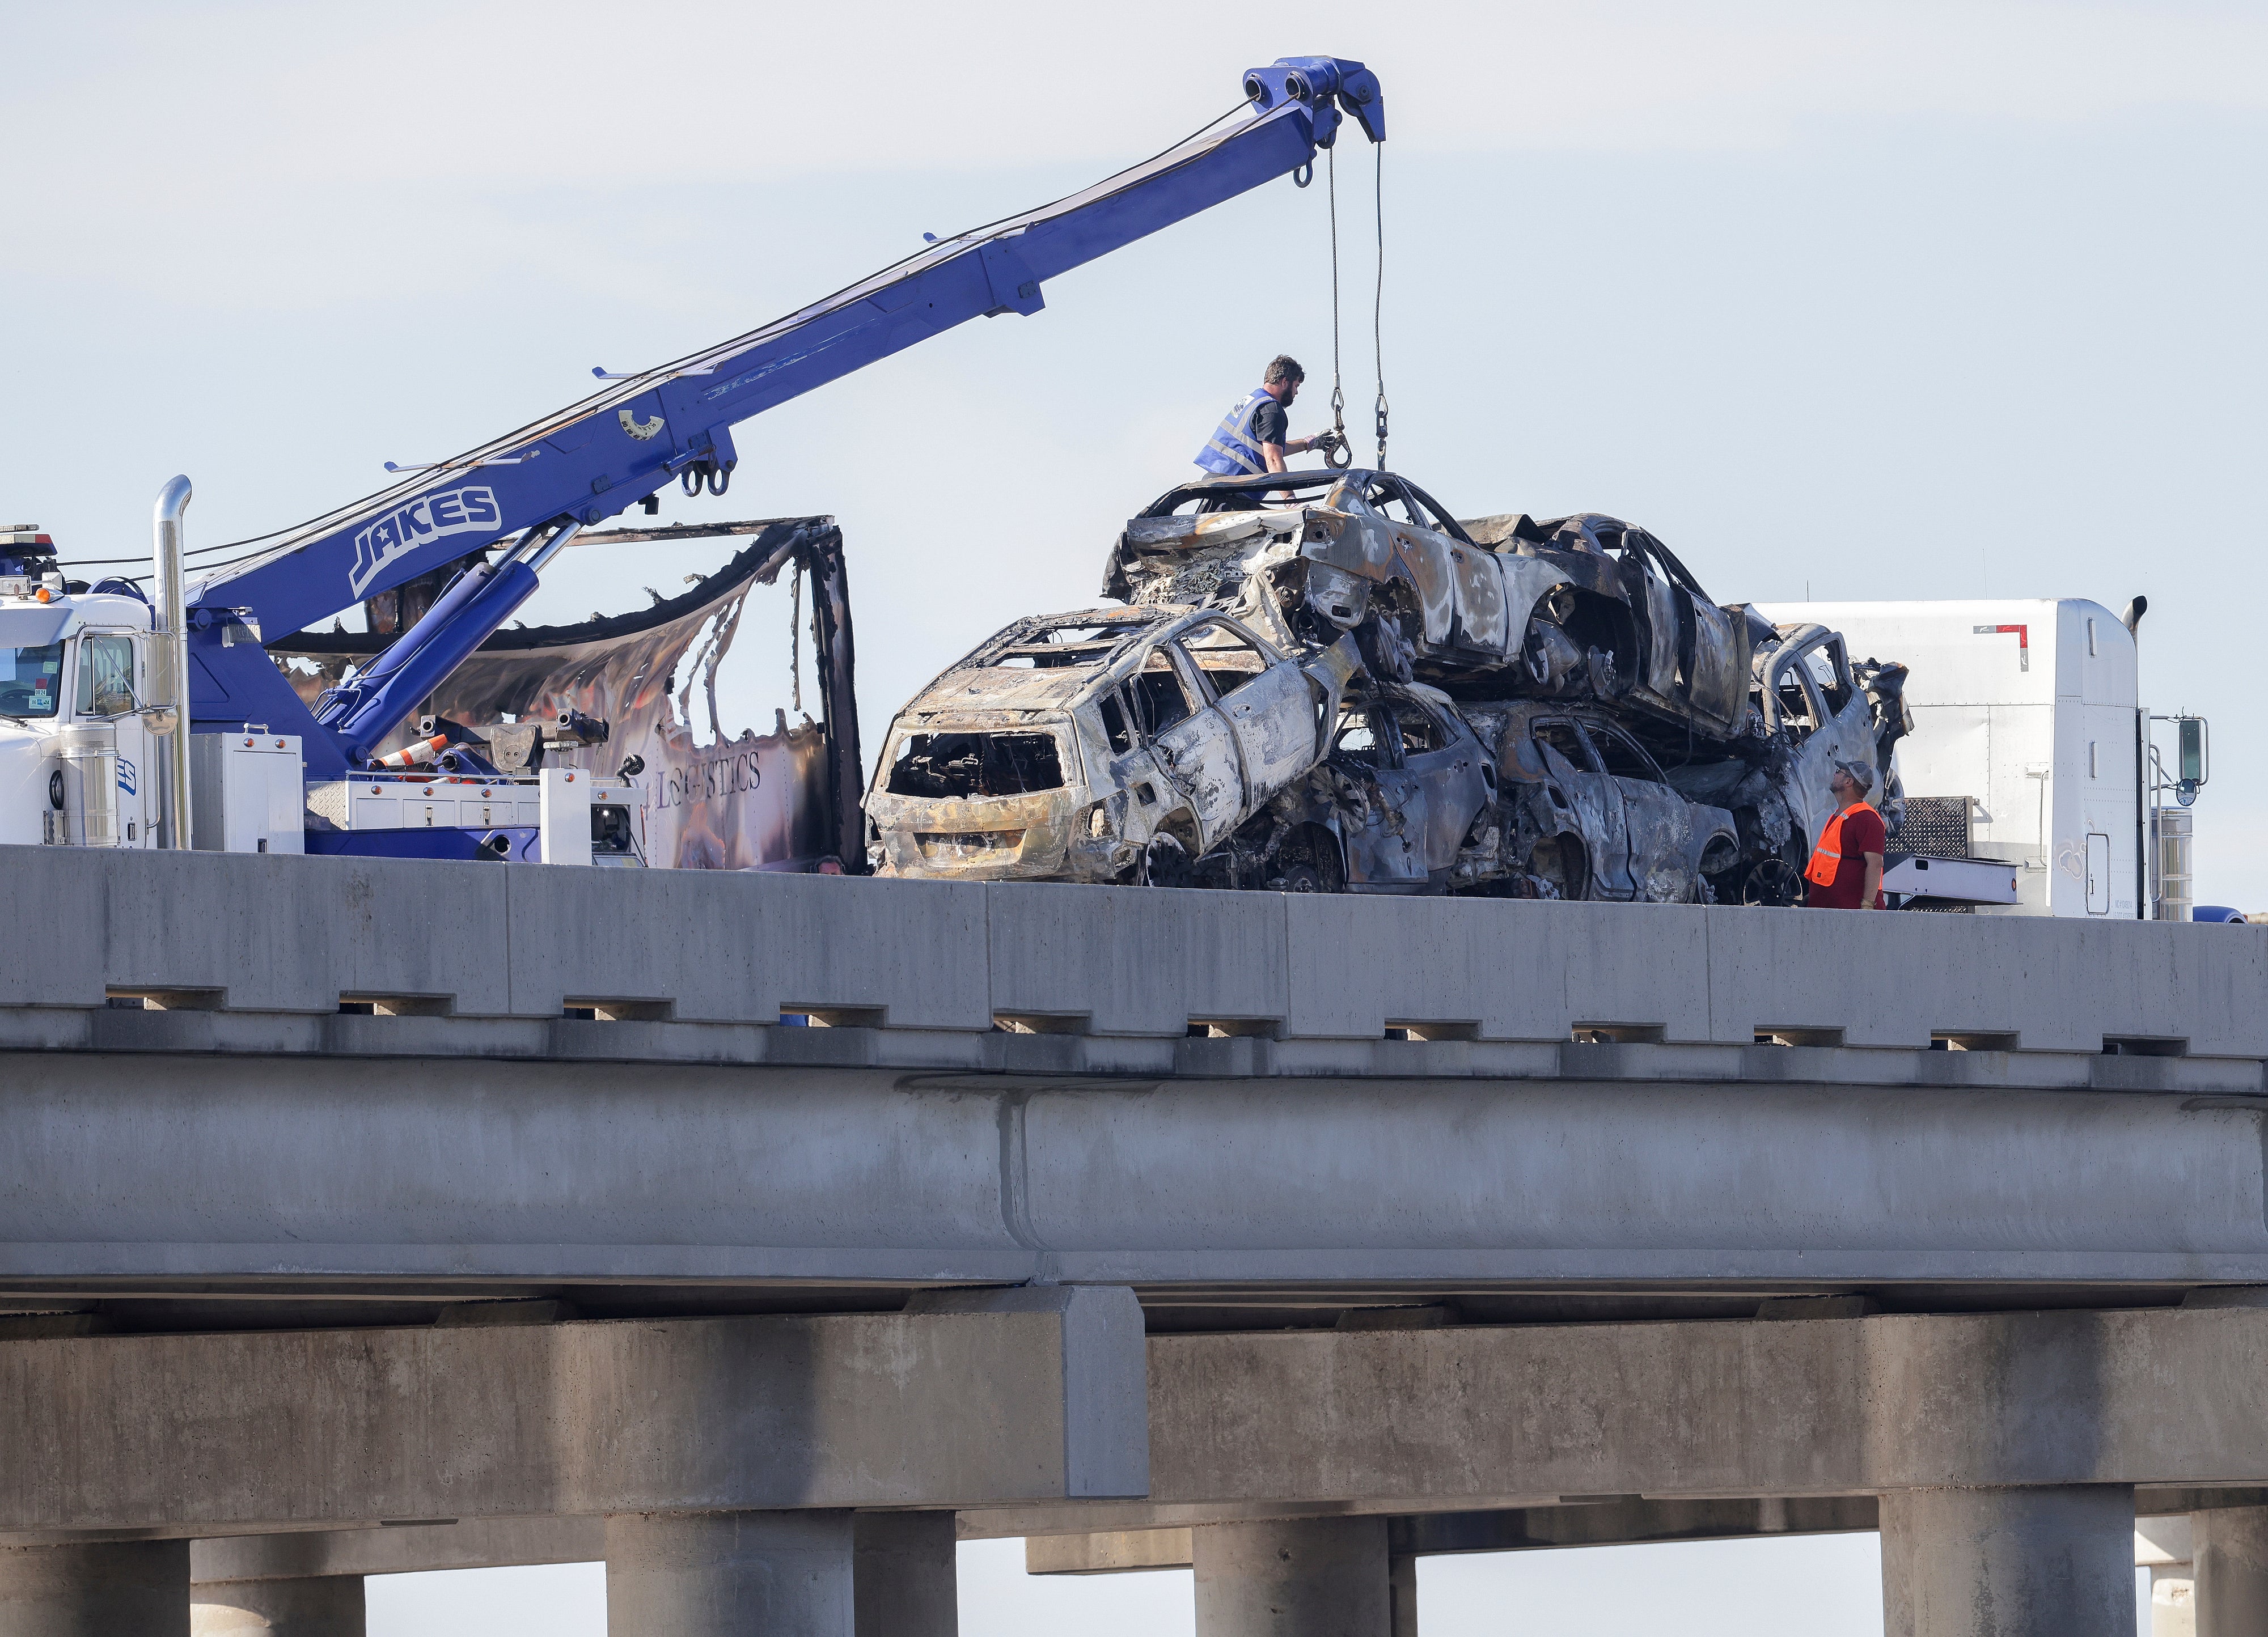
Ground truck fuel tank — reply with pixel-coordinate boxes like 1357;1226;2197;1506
41;724;120;847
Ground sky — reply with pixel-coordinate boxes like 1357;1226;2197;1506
5;1;2258;1627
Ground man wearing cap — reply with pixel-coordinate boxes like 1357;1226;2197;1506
1803;761;1887;909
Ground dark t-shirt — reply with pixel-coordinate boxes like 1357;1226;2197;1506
1250;397;1290;449
1808;803;1887;909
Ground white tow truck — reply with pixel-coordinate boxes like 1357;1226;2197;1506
0;524;641;864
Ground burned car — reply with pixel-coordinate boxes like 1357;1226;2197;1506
1253;684;1741;901
864;605;1359;884
1463;699;1742;902
1245;681;1499;893
1106;471;1755;752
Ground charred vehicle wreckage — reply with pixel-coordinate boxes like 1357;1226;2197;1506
866;468;1912;902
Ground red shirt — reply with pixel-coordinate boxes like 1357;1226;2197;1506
1807;802;1887;909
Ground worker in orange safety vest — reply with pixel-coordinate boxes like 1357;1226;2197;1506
1803;761;1886;909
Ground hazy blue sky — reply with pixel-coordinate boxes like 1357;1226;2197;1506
8;3;2256;1628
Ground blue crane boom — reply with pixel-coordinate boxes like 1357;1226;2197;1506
184;57;1385;774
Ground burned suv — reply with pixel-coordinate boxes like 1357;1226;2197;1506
865;606;1359;885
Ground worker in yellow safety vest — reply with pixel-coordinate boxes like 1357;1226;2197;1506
1803;761;1886;909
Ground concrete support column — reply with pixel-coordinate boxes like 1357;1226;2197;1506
2195;1507;2268;1637
0;1539;190;1636
1387;1550;1419;1637
2153;1566;2198;1637
607;1511;856;1636
190;1576;365;1636
1192;1517;1390;1637
852;1512;957;1637
1879;1486;2136;1637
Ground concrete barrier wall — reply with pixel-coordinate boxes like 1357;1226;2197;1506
7;847;2262;1054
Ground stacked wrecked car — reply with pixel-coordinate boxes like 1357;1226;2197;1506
865;468;1910;901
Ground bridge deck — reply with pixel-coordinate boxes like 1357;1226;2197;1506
3;849;2262;1329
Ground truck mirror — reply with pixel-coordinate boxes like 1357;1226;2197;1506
2179;718;2208;787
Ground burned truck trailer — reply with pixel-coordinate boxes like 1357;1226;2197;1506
270;517;864;872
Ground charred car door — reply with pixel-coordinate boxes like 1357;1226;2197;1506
1131;644;1247;849
1533;718;1635;900
1179;617;1322;805
1386;690;1495;877
1585;721;1704;902
1619;532;1750;737
1328;694;1429;888
1383;477;1516;661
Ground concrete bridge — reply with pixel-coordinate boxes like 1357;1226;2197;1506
3;849;2267;1634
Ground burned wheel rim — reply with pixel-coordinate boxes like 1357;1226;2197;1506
1741;857;1804;907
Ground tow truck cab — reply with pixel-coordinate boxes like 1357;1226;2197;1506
0;526;166;850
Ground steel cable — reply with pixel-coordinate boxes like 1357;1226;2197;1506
158;101;1262;582
1327;146;1347;457
1373;142;1389;470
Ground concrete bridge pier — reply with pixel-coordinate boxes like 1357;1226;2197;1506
1880;1486;2138;1637
2195;1507;2268;1637
606;1511;858;1635
0;1538;190;1636
189;1575;364;1635
851;1512;958;1637
1192;1517;1397;1637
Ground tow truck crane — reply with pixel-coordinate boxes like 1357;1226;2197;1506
2;56;1385;865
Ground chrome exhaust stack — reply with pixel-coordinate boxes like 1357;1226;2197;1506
151;475;193;849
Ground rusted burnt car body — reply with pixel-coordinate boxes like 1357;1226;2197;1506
1100;468;1910;901
864;605;1360;883
1462;698;1742;901
1252;685;1740;900
1243;681;1497;893
871;620;1741;902
1105;471;1754;752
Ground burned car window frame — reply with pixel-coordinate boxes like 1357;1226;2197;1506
1582;721;1671;784
1174;615;1276;706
